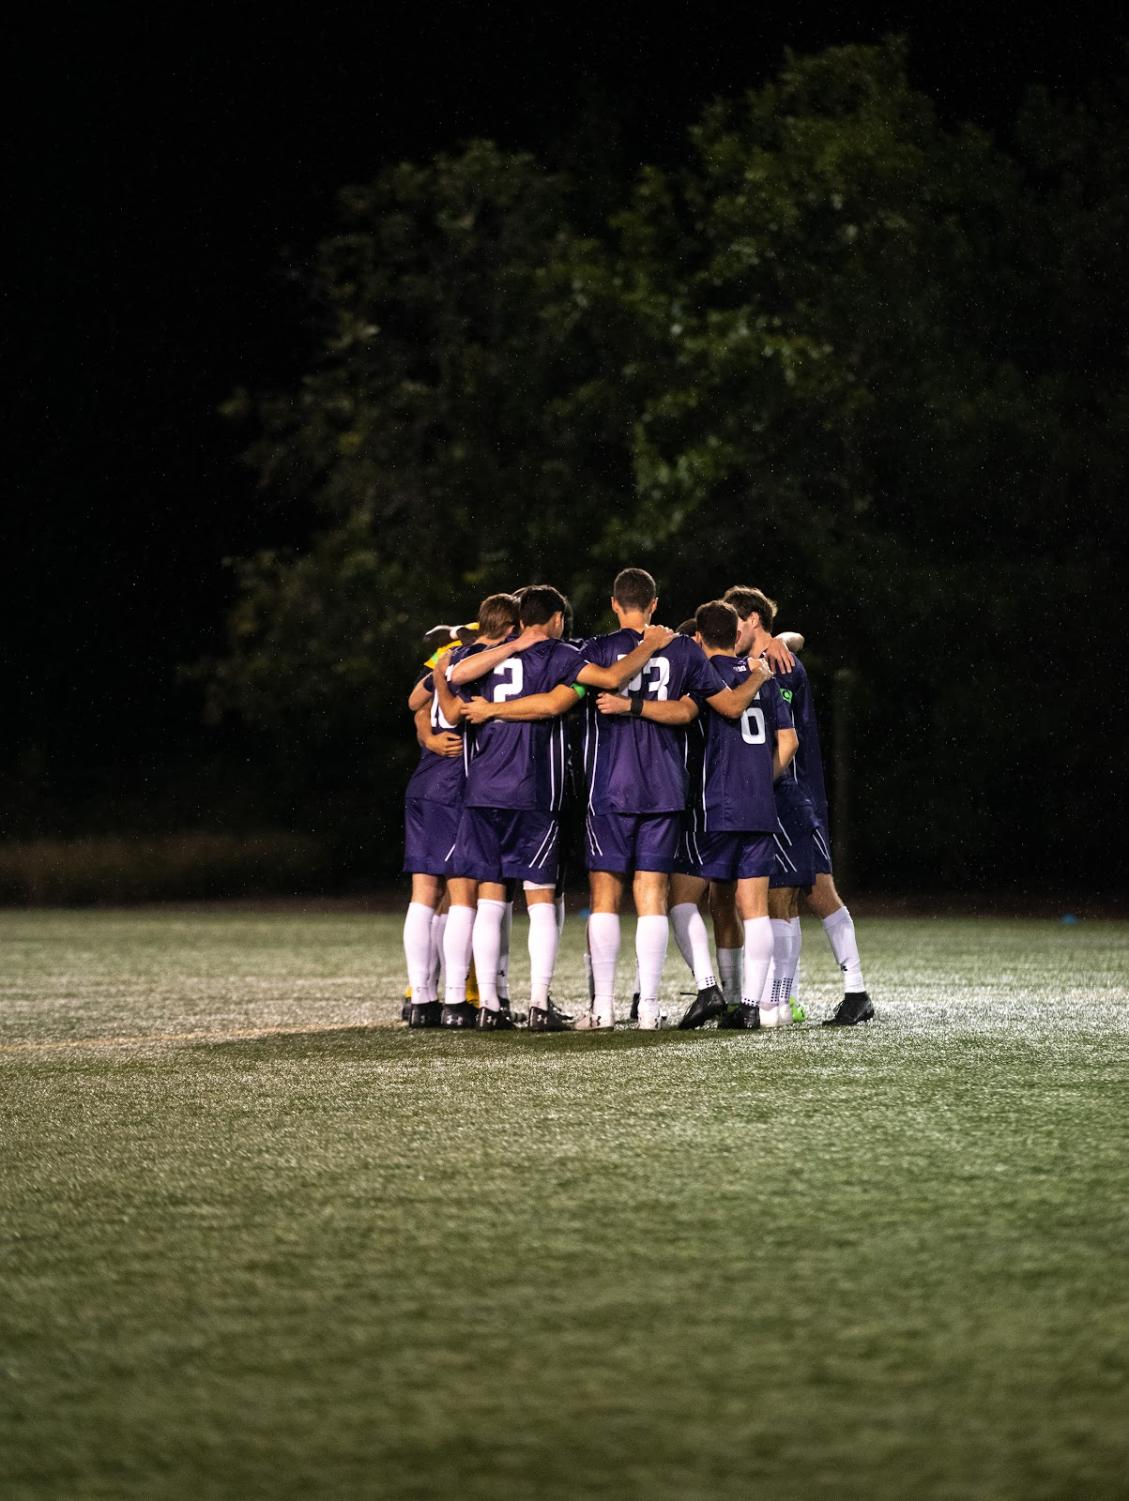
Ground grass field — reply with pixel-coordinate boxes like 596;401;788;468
2;909;1128;1500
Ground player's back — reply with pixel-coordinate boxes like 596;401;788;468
693;655;790;833
462;638;583;812
581;629;724;815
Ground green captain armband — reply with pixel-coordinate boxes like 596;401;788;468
572;683;587;699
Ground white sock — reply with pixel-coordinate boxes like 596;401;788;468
588;912;620;1007
528;903;559;1008
769;918;796;1005
429;912;447;996
584;943;595;1002
633;959;641;998
442;905;475;1005
670;902;716;990
430;911;447;993
472;899;506;1010
823;906;865;991
635;914;669;1005
497;901;513;1001
742;917;774;1005
555;894;566;935
403;902;436;1003
717;947;742;1002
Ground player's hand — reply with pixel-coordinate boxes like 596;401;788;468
462;697;496;724
642;624;675;651
427;732;463;758
596;692;630;716
763;635;796;675
749;656;773;690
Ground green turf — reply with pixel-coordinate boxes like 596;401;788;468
2;911;1128;1500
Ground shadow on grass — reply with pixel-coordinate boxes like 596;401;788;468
190;1022;775;1063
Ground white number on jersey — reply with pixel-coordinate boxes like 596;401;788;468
492;658;524;703
431;691;457;733
615;654;671;700
740;706;766;745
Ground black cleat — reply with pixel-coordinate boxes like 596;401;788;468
440;1001;479;1029
546;996;574;1024
400;999;412;1023
719;1001;760;1031
408;1000;442;1028
476;1005;516;1031
823;992;875;1027
678;983;728;1030
629;992;640;1021
528;1003;574;1032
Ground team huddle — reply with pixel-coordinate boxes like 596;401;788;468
400;569;874;1032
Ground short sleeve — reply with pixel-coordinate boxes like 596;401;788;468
764;677;793;733
550;642;585;687
684;643;726;699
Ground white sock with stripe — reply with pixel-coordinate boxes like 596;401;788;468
430;911;447;993
823;906;865;991
670;902;717;990
497;900;513;1002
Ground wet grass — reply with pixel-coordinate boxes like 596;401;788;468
2;911;1128;1499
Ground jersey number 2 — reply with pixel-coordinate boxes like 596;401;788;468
492;659;524;702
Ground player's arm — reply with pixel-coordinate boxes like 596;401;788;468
705;658;773;719
446;628;541;685
773;728;799;779
407;676;432;713
432;662;466;724
415;705;462;758
576;624;676;691
463;683;583;723
595;692;699;726
763;634;801;675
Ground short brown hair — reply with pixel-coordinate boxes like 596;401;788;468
477;593;520;638
723;585;777;632
695;600;739;651
612;567;657;611
519;585;569;627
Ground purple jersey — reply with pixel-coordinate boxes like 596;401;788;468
687;656;793;833
459;638;584;812
404;670;465;805
580;630;726;815
771;657;828;823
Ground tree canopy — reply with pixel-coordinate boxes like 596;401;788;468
211;40;1128;886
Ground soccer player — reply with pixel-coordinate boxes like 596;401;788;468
652;599;798;1028
441;585;674;1031
724;586;875;1026
404;593;523;1028
576;568;779;1030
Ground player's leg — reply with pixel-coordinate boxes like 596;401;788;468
587;869;626;1028
471;878;509;1017
430;887;450;1000
670;871;714;988
731;871;773;1028
498;808;571;1032
403;872;442;1020
633;868;670;1029
806;867;875;1025
632;814;679;1030
439;876;479;1025
760;884;800;1027
585;811;634;1028
672;835;729;1029
708;881;743;1003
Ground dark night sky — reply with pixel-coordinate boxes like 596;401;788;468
10;3;1126;815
